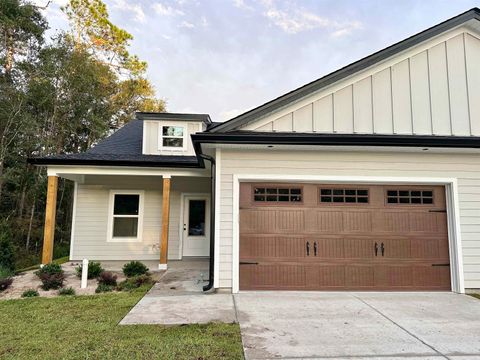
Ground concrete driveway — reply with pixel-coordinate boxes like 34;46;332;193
234;292;480;360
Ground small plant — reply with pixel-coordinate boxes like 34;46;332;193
117;274;153;291
95;283;114;293
97;271;117;286
76;261;104;279
35;263;65;290
22;289;39;298
0;265;13;291
58;287;75;296
122;261;149;277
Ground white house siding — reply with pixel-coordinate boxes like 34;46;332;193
71;175;210;261
242;29;480;137
218;149;480;290
143;120;202;156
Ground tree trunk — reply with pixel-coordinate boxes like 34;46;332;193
4;29;14;79
18;185;26;218
26;200;35;250
0;160;4;202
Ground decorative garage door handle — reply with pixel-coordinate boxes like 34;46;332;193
381;242;385;257
314;241;318;256
374;242;379;256
306;241;310;256
239;261;259;265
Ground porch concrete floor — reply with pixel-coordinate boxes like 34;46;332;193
120;259;237;325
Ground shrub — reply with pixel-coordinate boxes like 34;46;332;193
0;230;15;272
117;274;153;291
0;266;14;292
95;283;114;293
122;261;149;277
35;263;65;290
22;289;39;298
58;287;75;296
97;271;117;286
75;261;104;279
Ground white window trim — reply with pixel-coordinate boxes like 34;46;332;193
158;125;187;151
107;190;144;243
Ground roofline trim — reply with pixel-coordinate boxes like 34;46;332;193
28;157;202;168
136;112;212;123
208;7;480;133
192;132;480;149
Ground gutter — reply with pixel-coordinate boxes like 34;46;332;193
198;154;216;292
191;133;480;149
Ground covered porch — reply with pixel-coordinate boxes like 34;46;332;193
40;165;212;272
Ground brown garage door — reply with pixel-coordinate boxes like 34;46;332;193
239;183;451;291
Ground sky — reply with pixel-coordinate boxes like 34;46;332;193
34;0;480;122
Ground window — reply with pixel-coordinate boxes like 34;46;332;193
188;200;206;236
386;189;433;204
160;126;184;149
253;187;302;202
320;188;369;203
108;191;144;242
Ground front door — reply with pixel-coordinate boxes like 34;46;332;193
182;195;210;257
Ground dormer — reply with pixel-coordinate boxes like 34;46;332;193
139;112;211;156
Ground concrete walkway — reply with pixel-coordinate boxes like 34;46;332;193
235;292;480;360
120;259;237;325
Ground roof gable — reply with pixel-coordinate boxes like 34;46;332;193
209;8;480;134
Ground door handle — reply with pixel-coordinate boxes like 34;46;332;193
374;242;378;257
381;242;385;257
306;241;310;256
314;241;318;257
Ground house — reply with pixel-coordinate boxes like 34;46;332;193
30;8;480;294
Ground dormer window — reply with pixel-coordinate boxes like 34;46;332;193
159;126;185;150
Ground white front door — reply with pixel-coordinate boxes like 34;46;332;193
182;195;210;257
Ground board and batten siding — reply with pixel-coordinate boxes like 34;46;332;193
71;176;210;261
243;31;480;137
218;149;480;290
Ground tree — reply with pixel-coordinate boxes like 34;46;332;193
62;0;165;126
0;0;47;78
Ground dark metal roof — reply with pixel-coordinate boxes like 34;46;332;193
136;112;211;123
208;7;480;133
192;131;480;150
28;120;201;168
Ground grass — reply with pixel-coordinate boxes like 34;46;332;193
0;286;243;359
470;293;480;300
16;256;70;274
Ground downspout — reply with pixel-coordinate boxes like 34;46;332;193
199;154;215;292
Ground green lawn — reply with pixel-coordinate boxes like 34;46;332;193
471;293;480;300
0;287;244;359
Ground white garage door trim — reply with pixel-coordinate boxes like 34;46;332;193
231;174;464;294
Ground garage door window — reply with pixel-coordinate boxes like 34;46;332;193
254;187;302;202
320;189;369;203
386;190;433;204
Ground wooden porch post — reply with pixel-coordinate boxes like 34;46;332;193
159;175;171;269
42;176;58;264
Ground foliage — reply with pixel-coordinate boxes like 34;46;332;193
97;271;117;286
95;283;114;293
0;265;13;291
21;288;39;298
35;263;65;290
117;274;153;291
0;288;243;359
0;227;15;271
76;261;104;279
58;287;75;296
122;261;149;277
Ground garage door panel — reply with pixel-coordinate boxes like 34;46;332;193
343;237;376;259
239;183;450;291
240;235;306;259
306;265;346;288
